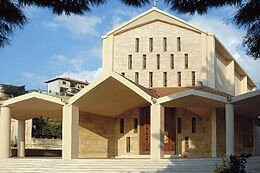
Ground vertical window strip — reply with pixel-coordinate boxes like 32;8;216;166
192;71;196;87
143;54;147;69
185;54;188;69
177;118;182;133
134;118;138;133
163;72;167;87
149;72;153;87
128;55;132;69
171;54;174;69
120;118;124;134
192;117;196;133
177;37;181;51
157;54;160;69
135;38;139;52
149;38;153;52
126;137;131;152
163;37;167;51
178;72;181;87
135;72;139;84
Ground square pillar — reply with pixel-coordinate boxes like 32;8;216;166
62;104;79;159
225;104;234;155
0;107;11;158
17;120;25;158
150;103;164;160
211;108;217;157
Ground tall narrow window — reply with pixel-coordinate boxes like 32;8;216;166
128;55;132;69
177;37;181;51
163;37;167;51
120;118;125;134
177;72;181;87
177;118;182;133
149;38;153;52
135;72;139;84
192;71;196;87
163;72;167;87
135;38;139;52
126;137;131;152
134;118;138;133
120;118;124;134
149;72;153;87
157;54;160;69
192;117;196;133
170;54;174;69
143;54;147;69
185;54;188;69
121;72;125;77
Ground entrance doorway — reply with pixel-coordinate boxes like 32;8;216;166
139;107;176;155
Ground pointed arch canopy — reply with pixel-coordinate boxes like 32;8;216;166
69;72;154;117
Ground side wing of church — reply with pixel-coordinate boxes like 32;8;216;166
0;7;259;160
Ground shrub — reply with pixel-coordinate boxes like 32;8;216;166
214;154;251;173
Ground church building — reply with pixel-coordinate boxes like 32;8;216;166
0;7;259;160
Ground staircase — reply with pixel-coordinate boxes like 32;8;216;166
0;157;259;173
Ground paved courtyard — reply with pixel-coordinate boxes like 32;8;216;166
0;157;259;173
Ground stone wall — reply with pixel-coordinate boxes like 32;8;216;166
216;109;255;156
78;112;116;158
176;107;212;157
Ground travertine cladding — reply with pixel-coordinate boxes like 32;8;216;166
79;112;116;158
176;107;212;157
78;107;140;158
216;110;255;156
113;21;203;88
115;108;140;156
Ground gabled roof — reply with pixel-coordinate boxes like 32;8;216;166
102;7;209;38
45;77;89;85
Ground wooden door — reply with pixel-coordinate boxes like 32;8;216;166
140;107;150;155
164;108;176;155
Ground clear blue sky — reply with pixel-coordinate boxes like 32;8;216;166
0;1;259;90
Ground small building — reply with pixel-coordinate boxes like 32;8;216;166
45;77;89;96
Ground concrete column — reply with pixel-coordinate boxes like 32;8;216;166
225;104;234;155
150;104;164;160
62;104;79;159
211;108;217;157
17;120;25;158
0;107;11;158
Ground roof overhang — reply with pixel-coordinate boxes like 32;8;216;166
232;90;260;116
2;92;65;120
69;72;153;117
157;89;227;108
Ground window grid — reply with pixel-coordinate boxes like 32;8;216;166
135;72;139;84
177;72;181;87
157;54;160;69
163;37;167;51
128;55;132;70
135;38;139;52
149;72;153;87
149;38;153;52
170;54;174;69
163;72;167;87
192;71;196;87
143;54;147;69
185;54;188;69
177;37;181;51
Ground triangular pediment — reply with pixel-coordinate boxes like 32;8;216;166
104;7;206;37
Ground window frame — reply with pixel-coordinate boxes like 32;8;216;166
143;54;147;69
170;54;174;69
177;72;181;87
149;72;153;87
163;72;167;87
135;72;139;84
149;38;153;52
135;38;139;52
185;54;188;69
163;37;167;51
192;117;196;133
128;54;132;70
120;118;124;134
177;37;181;51
157;54;160;70
192;71;196;87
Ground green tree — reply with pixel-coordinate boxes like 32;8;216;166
1;0;259;59
1;84;26;97
32;116;62;139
